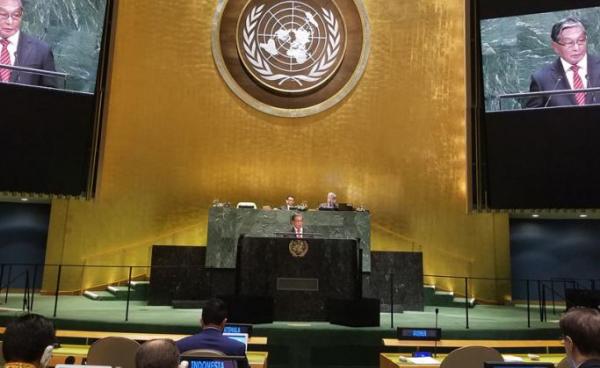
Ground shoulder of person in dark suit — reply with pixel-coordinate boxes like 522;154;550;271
588;54;600;85
526;58;566;108
580;359;600;368
15;32;57;88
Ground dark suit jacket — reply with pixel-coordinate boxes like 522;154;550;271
176;328;248;368
581;359;600;368
526;54;600;108
289;226;310;238
10;32;57;88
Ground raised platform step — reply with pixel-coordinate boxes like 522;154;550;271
84;281;149;302
83;290;117;301
453;297;477;307
107;286;130;299
424;285;475;308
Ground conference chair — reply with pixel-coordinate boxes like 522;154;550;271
439;345;503;368
86;336;140;368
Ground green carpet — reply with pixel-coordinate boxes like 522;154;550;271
0;294;563;368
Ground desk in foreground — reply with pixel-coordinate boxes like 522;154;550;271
53;329;266;346
51;345;268;368
380;353;565;368
382;338;563;351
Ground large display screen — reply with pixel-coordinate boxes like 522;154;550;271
470;0;600;209
481;7;600;112
0;0;114;196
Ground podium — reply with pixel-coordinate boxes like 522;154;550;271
205;207;372;272
236;236;360;321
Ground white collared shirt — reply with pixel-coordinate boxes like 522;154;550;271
561;55;588;89
1;31;20;65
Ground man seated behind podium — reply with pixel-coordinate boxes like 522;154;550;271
0;0;57;88
176;298;248;368
560;307;600;368
526;17;600;108
280;195;296;210
319;192;338;210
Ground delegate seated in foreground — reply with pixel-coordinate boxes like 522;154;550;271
136;339;182;368
2;313;57;368
560;307;600;368
176;298;248;368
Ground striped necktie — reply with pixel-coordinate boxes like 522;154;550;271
0;38;11;82
571;64;586;105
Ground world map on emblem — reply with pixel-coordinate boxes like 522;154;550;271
237;0;347;94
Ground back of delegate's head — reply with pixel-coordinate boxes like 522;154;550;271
560;307;600;356
136;339;180;368
202;298;228;326
2;313;57;364
551;16;586;43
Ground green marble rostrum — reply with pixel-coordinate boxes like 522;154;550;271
481;8;600;111
206;207;372;272
21;0;108;93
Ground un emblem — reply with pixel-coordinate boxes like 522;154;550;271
289;239;309;257
238;1;346;94
212;0;370;117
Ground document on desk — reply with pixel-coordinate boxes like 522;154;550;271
404;357;441;365
502;355;524;362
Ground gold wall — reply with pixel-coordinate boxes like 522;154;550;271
43;0;511;301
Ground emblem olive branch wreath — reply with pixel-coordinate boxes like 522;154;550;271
242;4;341;86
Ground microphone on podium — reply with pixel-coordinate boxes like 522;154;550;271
544;75;564;107
586;74;596;104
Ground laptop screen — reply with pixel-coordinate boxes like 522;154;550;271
223;323;253;336
223;332;249;352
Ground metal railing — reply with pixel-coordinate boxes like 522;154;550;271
385;272;600;330
0;262;598;329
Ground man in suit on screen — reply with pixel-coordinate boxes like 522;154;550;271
176;298;248;368
0;0;57;88
526;17;600;108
